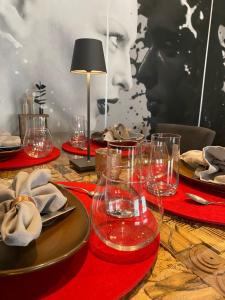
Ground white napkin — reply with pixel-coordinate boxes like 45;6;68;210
0;169;67;246
180;146;225;184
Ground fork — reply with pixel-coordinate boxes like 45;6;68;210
56;183;95;197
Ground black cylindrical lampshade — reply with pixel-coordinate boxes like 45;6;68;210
70;38;107;74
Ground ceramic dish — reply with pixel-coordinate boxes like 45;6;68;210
0;186;90;276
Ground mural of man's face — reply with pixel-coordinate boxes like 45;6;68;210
137;0;203;124
0;0;137;132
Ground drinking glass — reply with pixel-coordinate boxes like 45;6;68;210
150;133;181;196
95;148;121;180
70;115;86;148
23;127;53;158
91;141;163;251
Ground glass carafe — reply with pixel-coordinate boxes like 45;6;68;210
91;141;163;251
23;118;53;158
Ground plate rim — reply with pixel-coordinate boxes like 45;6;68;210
0;186;90;276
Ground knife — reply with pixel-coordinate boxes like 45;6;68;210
41;205;76;224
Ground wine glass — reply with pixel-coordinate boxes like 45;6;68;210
70;115;86;148
150;133;181;196
91;141;163;251
23;127;53;158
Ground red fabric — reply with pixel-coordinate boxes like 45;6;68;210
145;179;225;225
0;182;160;300
62;141;102;156
0;147;60;170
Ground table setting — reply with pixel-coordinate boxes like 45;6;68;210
1;129;225;299
0;164;160;299
0;128;60;171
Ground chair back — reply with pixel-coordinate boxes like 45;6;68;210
154;123;216;153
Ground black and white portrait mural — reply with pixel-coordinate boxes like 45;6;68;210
0;0;225;145
128;0;225;143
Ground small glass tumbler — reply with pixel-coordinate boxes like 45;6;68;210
150;133;181;196
95;148;121;180
23;127;53;158
70;115;86;148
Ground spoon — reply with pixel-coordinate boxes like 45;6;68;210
186;193;225;206
56;183;95;197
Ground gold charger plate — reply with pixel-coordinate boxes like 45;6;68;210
179;160;225;193
0;186;90;276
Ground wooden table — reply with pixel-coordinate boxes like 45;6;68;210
1;134;225;300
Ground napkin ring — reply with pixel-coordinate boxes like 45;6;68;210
11;195;36;207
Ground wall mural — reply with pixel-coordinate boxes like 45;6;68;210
0;0;224;145
107;0;225;144
0;0;111;133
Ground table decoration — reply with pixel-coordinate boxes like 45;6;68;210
0;147;60;170
91;123;144;146
62;141;101;156
0;182;160;300
146;179;225;225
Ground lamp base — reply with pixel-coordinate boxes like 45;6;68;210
70;157;95;172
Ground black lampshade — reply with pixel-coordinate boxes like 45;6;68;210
70;38;107;74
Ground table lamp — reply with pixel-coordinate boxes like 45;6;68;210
70;38;107;171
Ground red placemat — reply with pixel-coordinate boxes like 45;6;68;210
0;182;160;300
62;141;102;156
0;147;60;170
145;179;225;225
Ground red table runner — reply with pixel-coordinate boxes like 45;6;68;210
0;182;160;300
62;141;102;156
145;179;225;225
0;147;60;170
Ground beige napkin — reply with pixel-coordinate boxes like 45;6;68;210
180;146;225;184
0;132;21;147
0;169;67;246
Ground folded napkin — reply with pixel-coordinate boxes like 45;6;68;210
0;169;67;246
0;133;21;147
180;146;225;184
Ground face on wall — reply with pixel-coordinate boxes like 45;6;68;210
0;0;137;132
95;0;137;117
137;0;208;125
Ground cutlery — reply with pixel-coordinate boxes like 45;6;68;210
186;193;225;206
41;205;76;224
56;183;95;197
